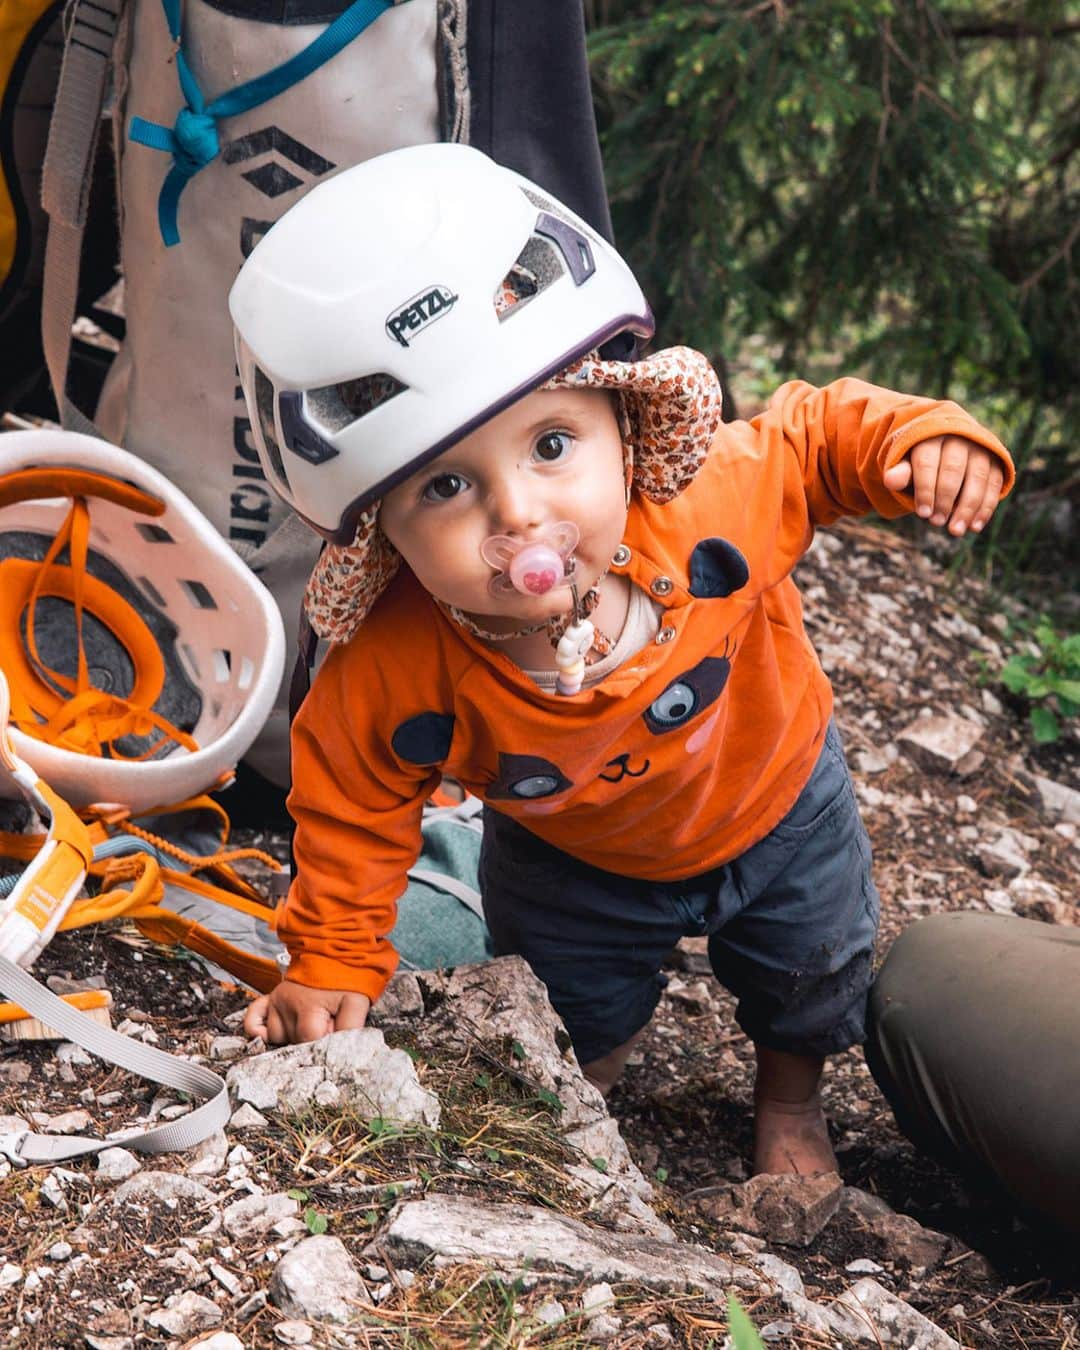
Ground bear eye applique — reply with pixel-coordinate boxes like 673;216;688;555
649;682;698;727
643;647;734;735
487;753;573;801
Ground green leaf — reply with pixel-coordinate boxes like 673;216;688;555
728;1294;766;1349
591;1156;609;1174
286;1188;309;1202
1030;706;1060;744
511;1040;527;1061
474;1072;492;1091
655;1166;669;1183
484;1147;502;1163
304;1207;328;1236
536;1088;564;1113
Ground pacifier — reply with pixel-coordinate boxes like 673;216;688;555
481;521;580;598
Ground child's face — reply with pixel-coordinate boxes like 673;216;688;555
380;387;627;629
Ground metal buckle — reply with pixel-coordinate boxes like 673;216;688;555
0;1131;28;1169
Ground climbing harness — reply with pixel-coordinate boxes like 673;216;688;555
0;663;285;1164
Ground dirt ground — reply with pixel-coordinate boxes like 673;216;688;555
3;517;1078;1347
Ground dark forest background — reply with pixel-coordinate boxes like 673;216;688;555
586;1;1078;610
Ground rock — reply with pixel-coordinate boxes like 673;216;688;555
229;1103;269;1131
227;1028;439;1127
535;1300;566;1326
145;1290;222;1338
191;1336;245;1350
1033;774;1080;824
96;1148;141;1183
414;959;671;1238
855;748;892;775
274;1324;314;1346
830;1278;961;1349
187;1130;230;1177
1008;876;1071;924
953;749;985;777
663;978;714;1011
368;970;424;1021
112;1171;217;1210
689;1172;844;1247
223;1192;300;1240
582;1281;616;1315
0;1263;22;1288
374;1194;948;1343
44;1108;93;1135
375;1195;755;1299
975;831;1031;880
210;1036;248;1060
55;1043;93;1067
40;1173;67;1211
897;714;984;774
839;1189;952;1272
269;1235;364;1324
47;1241;72;1261
586;1313;622;1340
162;1248;209;1285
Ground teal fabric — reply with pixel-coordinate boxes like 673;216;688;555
391;814;494;971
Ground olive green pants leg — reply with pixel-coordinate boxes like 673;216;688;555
866;911;1080;1233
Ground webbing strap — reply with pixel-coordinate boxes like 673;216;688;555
40;0;122;432
129;0;395;245
0;954;229;1163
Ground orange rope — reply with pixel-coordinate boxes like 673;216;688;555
118;817;282;873
11;495;200;761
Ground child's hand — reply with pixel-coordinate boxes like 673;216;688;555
882;435;1005;537
244;979;371;1045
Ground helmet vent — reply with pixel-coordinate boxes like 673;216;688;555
307;373;407;434
135;522;174;543
495;236;564;320
253;365;291;493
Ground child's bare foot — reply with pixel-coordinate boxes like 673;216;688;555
753;1092;837;1176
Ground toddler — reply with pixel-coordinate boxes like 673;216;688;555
230;144;1012;1175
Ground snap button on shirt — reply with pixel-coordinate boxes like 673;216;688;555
612;545;632;567
656;625;676;645
651;576;674;597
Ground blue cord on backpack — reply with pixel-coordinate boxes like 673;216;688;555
129;0;394;246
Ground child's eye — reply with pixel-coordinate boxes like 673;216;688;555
423;473;468;501
534;431;573;463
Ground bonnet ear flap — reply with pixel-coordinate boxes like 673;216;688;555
545;347;724;505
621;347;724;504
304;508;401;645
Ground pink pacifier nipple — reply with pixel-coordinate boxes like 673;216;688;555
481;522;580;598
509;543;562;596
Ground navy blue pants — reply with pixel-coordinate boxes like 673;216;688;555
481;722;880;1065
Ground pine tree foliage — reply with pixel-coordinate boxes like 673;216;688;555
588;2;1077;577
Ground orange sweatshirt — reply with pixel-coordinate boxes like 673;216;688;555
282;378;1013;999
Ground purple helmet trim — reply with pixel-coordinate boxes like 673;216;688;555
279;390;340;466
313;307;656;544
535;212;595;286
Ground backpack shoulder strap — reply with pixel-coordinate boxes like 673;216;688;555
40;0;123;432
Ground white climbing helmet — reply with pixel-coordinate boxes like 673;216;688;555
229;142;654;543
0;430;286;813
